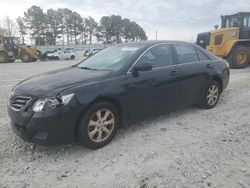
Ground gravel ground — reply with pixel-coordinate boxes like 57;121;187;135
0;59;250;188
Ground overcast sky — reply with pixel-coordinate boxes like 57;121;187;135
1;0;250;41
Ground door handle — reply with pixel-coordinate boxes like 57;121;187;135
206;64;212;68
170;70;177;76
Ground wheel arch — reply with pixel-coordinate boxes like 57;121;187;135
226;40;250;57
93;96;123;123
212;76;223;93
74;96;124;138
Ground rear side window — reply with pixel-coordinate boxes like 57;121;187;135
137;44;174;68
173;44;199;64
197;49;210;61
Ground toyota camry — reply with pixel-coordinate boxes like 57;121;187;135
7;41;230;149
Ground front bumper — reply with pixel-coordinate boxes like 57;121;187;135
7;103;82;146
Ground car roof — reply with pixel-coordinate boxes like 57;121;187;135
116;40;196;48
115;40;217;60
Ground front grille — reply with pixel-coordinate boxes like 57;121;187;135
9;95;32;111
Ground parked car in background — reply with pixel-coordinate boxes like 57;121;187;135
83;48;101;57
47;49;76;60
7;41;230;149
65;47;76;53
41;48;61;59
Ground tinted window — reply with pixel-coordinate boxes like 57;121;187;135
137;44;173;68
173;44;199;64
197;49;210;61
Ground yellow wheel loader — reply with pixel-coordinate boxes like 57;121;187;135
196;12;250;68
0;37;39;63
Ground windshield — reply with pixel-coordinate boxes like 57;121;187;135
224;17;240;28
13;38;20;45
77;44;142;71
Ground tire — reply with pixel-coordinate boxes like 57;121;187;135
8;59;16;63
0;52;9;63
200;80;220;109
227;45;250;69
70;55;75;60
77;101;119;149
55;56;59;60
20;52;32;63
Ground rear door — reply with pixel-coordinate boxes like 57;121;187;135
171;43;212;106
125;43;181;122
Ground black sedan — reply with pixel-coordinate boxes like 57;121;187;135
7;41;230;149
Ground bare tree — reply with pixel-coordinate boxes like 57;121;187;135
2;16;17;36
0;25;7;37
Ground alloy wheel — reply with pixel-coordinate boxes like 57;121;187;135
87;109;115;143
207;84;219;106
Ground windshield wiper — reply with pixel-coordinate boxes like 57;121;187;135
79;66;98;71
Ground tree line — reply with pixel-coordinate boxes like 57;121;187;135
1;5;147;45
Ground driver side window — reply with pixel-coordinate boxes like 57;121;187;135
137;44;174;68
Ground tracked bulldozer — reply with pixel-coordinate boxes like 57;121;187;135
0;37;39;63
196;12;250;68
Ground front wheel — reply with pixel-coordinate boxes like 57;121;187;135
200;81;220;109
0;52;9;63
8;59;16;63
20;52;32;63
77;101;119;149
227;45;250;69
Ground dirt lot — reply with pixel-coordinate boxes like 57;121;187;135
0;59;250;188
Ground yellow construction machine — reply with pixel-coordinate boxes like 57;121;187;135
196;12;250;68
0;37;39;63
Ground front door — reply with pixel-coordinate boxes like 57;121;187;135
125;44;181;122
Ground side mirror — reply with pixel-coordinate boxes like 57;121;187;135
132;62;152;77
133;62;152;72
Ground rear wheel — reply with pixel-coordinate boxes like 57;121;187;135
77;101;119;149
20;52;32;63
200;80;220;109
227;45;250;69
0;52;9;63
70;55;75;60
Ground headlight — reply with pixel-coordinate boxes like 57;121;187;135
32;93;74;112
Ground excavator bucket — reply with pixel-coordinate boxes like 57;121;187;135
18;45;39;62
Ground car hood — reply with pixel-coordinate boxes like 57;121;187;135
13;67;111;97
